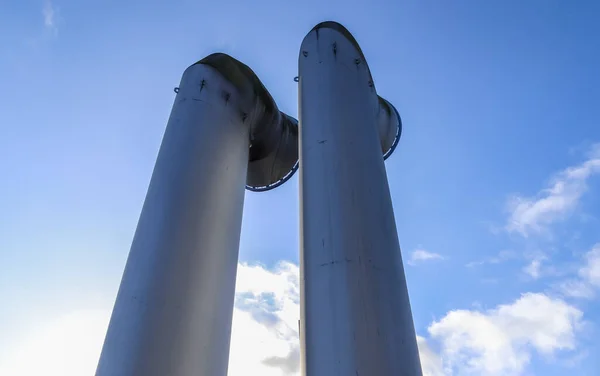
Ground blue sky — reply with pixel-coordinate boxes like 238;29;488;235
1;1;600;375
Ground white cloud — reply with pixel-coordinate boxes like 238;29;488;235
428;292;583;375
466;250;517;268
1;263;586;376
0;263;301;376
409;249;445;265
557;279;595;300
523;257;544;279
579;244;600;287
43;1;58;32
231;261;301;375
417;336;446;376
0;309;110;376
228;306;299;376
43;1;55;27
506;144;600;236
556;244;600;300
523;259;541;279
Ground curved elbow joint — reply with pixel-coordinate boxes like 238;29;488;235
189;53;299;192
302;21;402;160
378;96;401;160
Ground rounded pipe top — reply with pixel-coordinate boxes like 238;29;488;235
189;53;299;192
302;21;402;160
308;21;374;84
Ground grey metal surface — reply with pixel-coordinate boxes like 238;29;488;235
195;54;299;192
379;97;402;161
298;21;423;376
96;54;296;376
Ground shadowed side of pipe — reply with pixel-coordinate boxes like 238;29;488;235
96;54;298;376
298;21;422;376
197;54;300;191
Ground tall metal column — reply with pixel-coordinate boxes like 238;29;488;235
96;54;298;376
298;22;423;376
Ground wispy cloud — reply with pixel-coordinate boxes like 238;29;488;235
556;244;600;300
408;249;445;266
506;144;600;237
466;250;517;268
520;251;576;281
523;255;546;279
557;279;595;300
579;244;600;287
43;1;58;33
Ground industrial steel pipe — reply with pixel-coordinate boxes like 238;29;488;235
96;54;298;376
298;21;422;376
